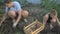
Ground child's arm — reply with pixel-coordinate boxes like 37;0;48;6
13;10;22;28
43;15;48;25
16;10;22;23
56;17;60;26
0;13;7;26
13;2;22;27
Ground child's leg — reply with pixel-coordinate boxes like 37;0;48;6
22;10;29;22
50;23;54;29
8;11;18;27
8;11;16;19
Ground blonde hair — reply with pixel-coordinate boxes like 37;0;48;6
50;9;57;16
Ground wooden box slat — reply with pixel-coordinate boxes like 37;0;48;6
24;19;45;34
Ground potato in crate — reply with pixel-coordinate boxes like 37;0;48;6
24;19;45;34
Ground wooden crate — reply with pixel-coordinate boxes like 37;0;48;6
24;19;45;34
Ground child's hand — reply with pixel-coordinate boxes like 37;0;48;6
58;22;60;26
13;19;18;28
0;22;2;27
13;22;18;28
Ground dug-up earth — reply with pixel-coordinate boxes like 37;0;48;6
0;4;60;34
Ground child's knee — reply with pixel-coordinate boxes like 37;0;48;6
8;11;16;17
22;10;29;18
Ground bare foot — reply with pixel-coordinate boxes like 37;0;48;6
24;19;28;22
50;24;53;29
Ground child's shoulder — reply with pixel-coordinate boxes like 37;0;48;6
13;1;19;4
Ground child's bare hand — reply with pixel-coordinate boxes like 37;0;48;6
13;22;18;28
58;22;60;26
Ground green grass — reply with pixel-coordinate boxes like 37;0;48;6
41;0;60;18
16;32;21;34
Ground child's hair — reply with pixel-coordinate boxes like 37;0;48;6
50;9;57;16
4;0;12;4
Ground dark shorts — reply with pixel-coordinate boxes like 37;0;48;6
15;12;23;19
15;12;18;19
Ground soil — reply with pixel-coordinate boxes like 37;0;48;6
0;4;60;34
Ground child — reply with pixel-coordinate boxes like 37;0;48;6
0;0;29;28
43;9;60;29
